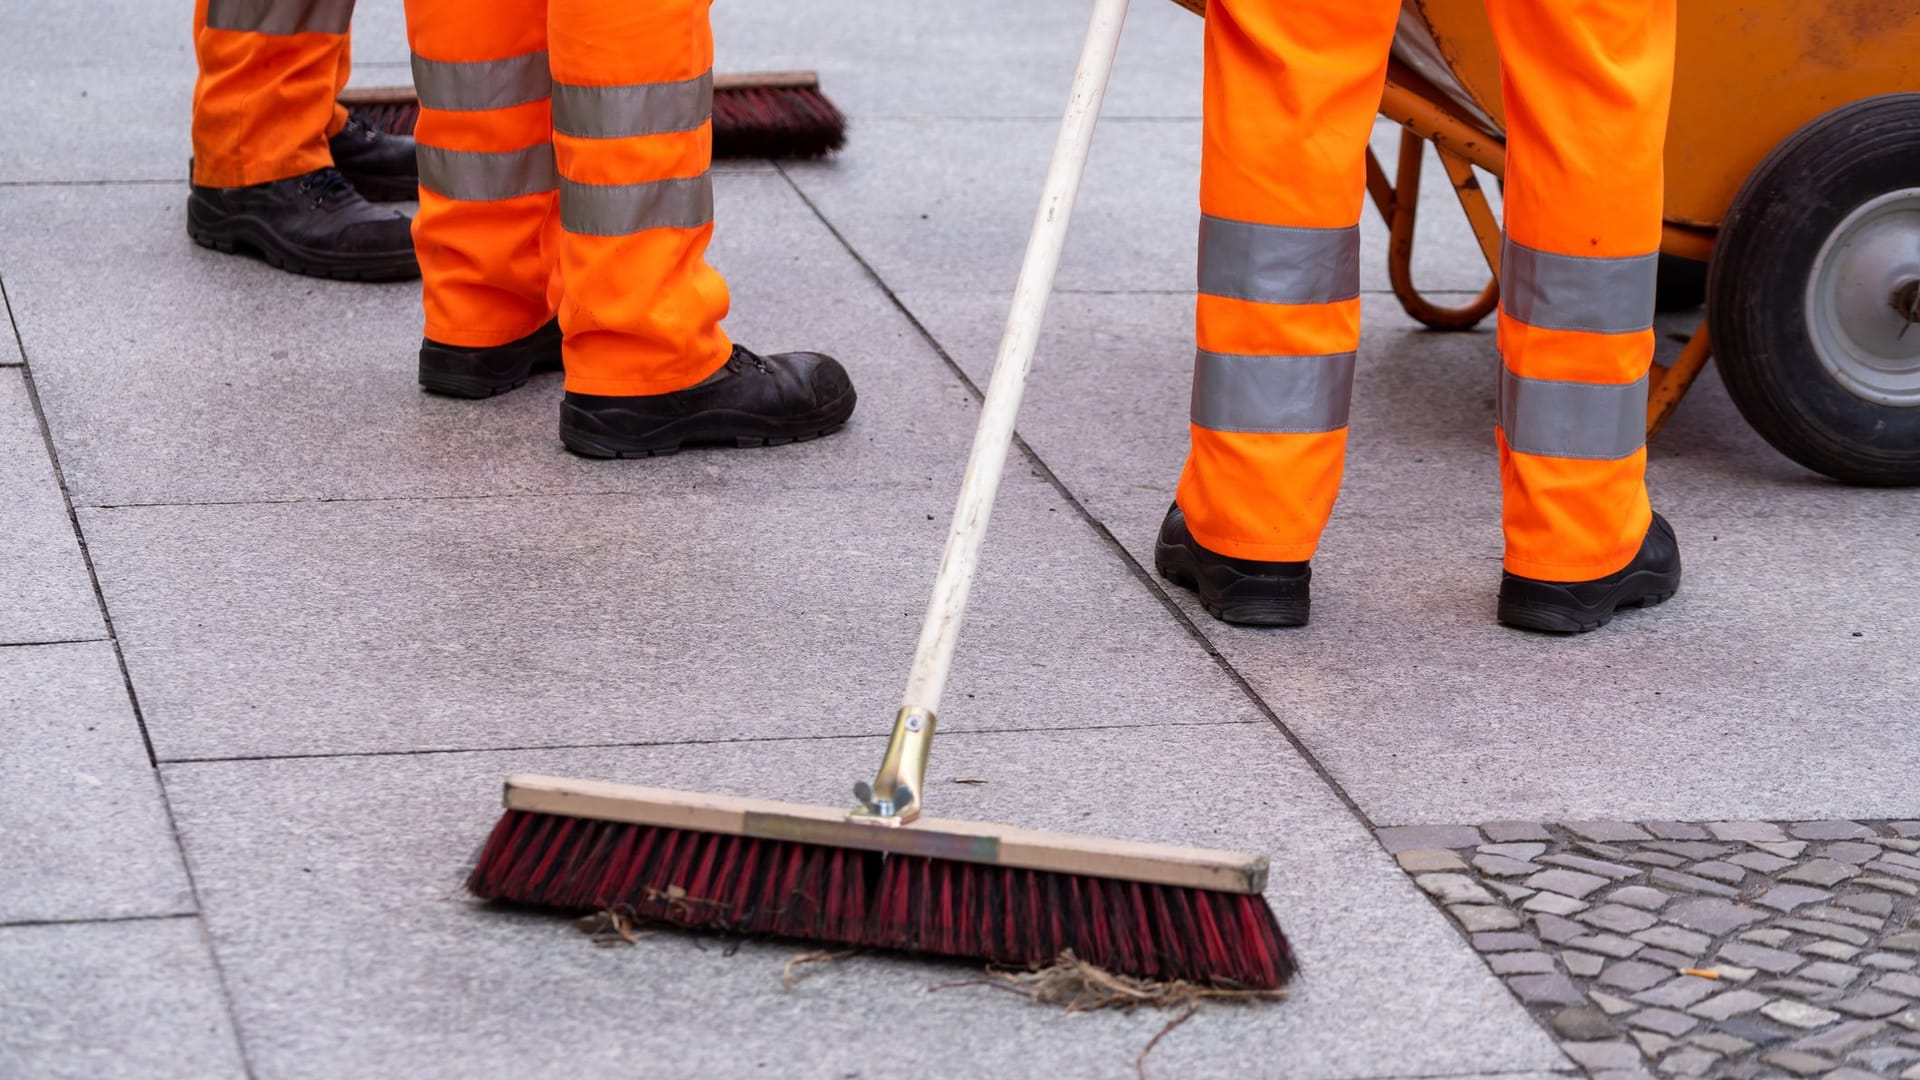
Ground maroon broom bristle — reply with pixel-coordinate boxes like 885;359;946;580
347;82;845;162
469;809;1297;990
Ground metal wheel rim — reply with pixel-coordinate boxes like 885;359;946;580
1805;187;1920;407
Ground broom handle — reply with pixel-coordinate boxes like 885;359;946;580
857;0;1131;822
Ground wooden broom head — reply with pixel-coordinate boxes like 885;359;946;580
502;773;1269;895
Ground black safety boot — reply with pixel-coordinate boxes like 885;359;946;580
1154;504;1311;627
559;345;856;458
418;319;562;398
186;166;418;282
1497;512;1682;633
328;115;419;202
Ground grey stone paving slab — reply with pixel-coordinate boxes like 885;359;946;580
0;0;187;182
714;0;1206;122
0;642;194;923
3;175;977;507
160;726;1566;1080
0;370;102;644
890;289;1920;825
83;477;1272;761
788;117;1493;300
0;917;244;1079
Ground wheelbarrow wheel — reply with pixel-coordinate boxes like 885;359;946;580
1708;94;1920;486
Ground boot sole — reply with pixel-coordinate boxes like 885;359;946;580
187;202;419;283
1154;539;1309;628
419;350;562;399
559;390;857;459
1496;570;1679;634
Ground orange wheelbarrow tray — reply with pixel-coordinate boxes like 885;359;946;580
1169;0;1920;486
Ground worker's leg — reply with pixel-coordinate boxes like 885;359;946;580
191;0;353;188
546;0;855;455
1485;0;1676;581
404;0;558;368
1157;0;1397;625
546;0;730;395
188;0;415;280
1173;0;1400;563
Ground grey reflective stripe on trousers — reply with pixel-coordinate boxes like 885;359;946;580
553;72;714;139
1501;239;1658;334
417;145;557;202
1197;215;1360;306
561;175;713;236
1498;367;1648;460
205;0;353;35
1190;350;1356;434
411;52;553;112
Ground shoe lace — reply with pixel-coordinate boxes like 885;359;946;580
730;345;771;373
294;167;359;208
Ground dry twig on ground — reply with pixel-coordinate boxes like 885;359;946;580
781;949;859;991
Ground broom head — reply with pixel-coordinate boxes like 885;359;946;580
469;774;1296;989
339;73;846;161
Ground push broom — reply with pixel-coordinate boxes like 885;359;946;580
467;0;1296;990
340;70;846;162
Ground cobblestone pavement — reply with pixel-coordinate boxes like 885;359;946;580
1388;821;1920;1079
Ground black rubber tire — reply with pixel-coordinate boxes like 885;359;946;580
1653;253;1707;313
1707;94;1920;486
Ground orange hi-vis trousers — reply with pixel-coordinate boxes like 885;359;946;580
403;0;731;396
1177;0;1676;581
192;0;356;189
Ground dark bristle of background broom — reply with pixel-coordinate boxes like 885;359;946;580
468;808;1296;990
345;81;846;162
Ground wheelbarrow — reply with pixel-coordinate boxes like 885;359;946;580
1168;0;1920;485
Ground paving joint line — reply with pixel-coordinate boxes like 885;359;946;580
0;178;182;188
0;272;261;1080
0;911;200;932
0;636;111;649
772;162;1378;831
158;718;1268;767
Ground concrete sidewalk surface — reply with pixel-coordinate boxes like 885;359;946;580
3;1;1915;1078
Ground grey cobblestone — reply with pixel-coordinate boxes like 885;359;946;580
1527;867;1612;899
1840;895;1897;917
1692;990;1772;1020
1653;869;1746;898
1611;885;1671;911
1583;904;1661;934
1828;843;1890;865
1635;977;1721;1010
1567;821;1656;843
1603;960;1681;993
1637;925;1714;954
1395;848;1467;873
1668;897;1770;935
1757;884;1839;913
1566;951;1607;977
1872;972;1920;997
1394;817;1920;1078
1790;822;1876;841
1781;859;1862;887
1477;853;1544;877
1838;994;1916;1020
1764;1049;1838;1075
1864;954;1918;971
1524;891;1590;916
1710;822;1791;844
1482;821;1552;842
1720;942;1808;975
